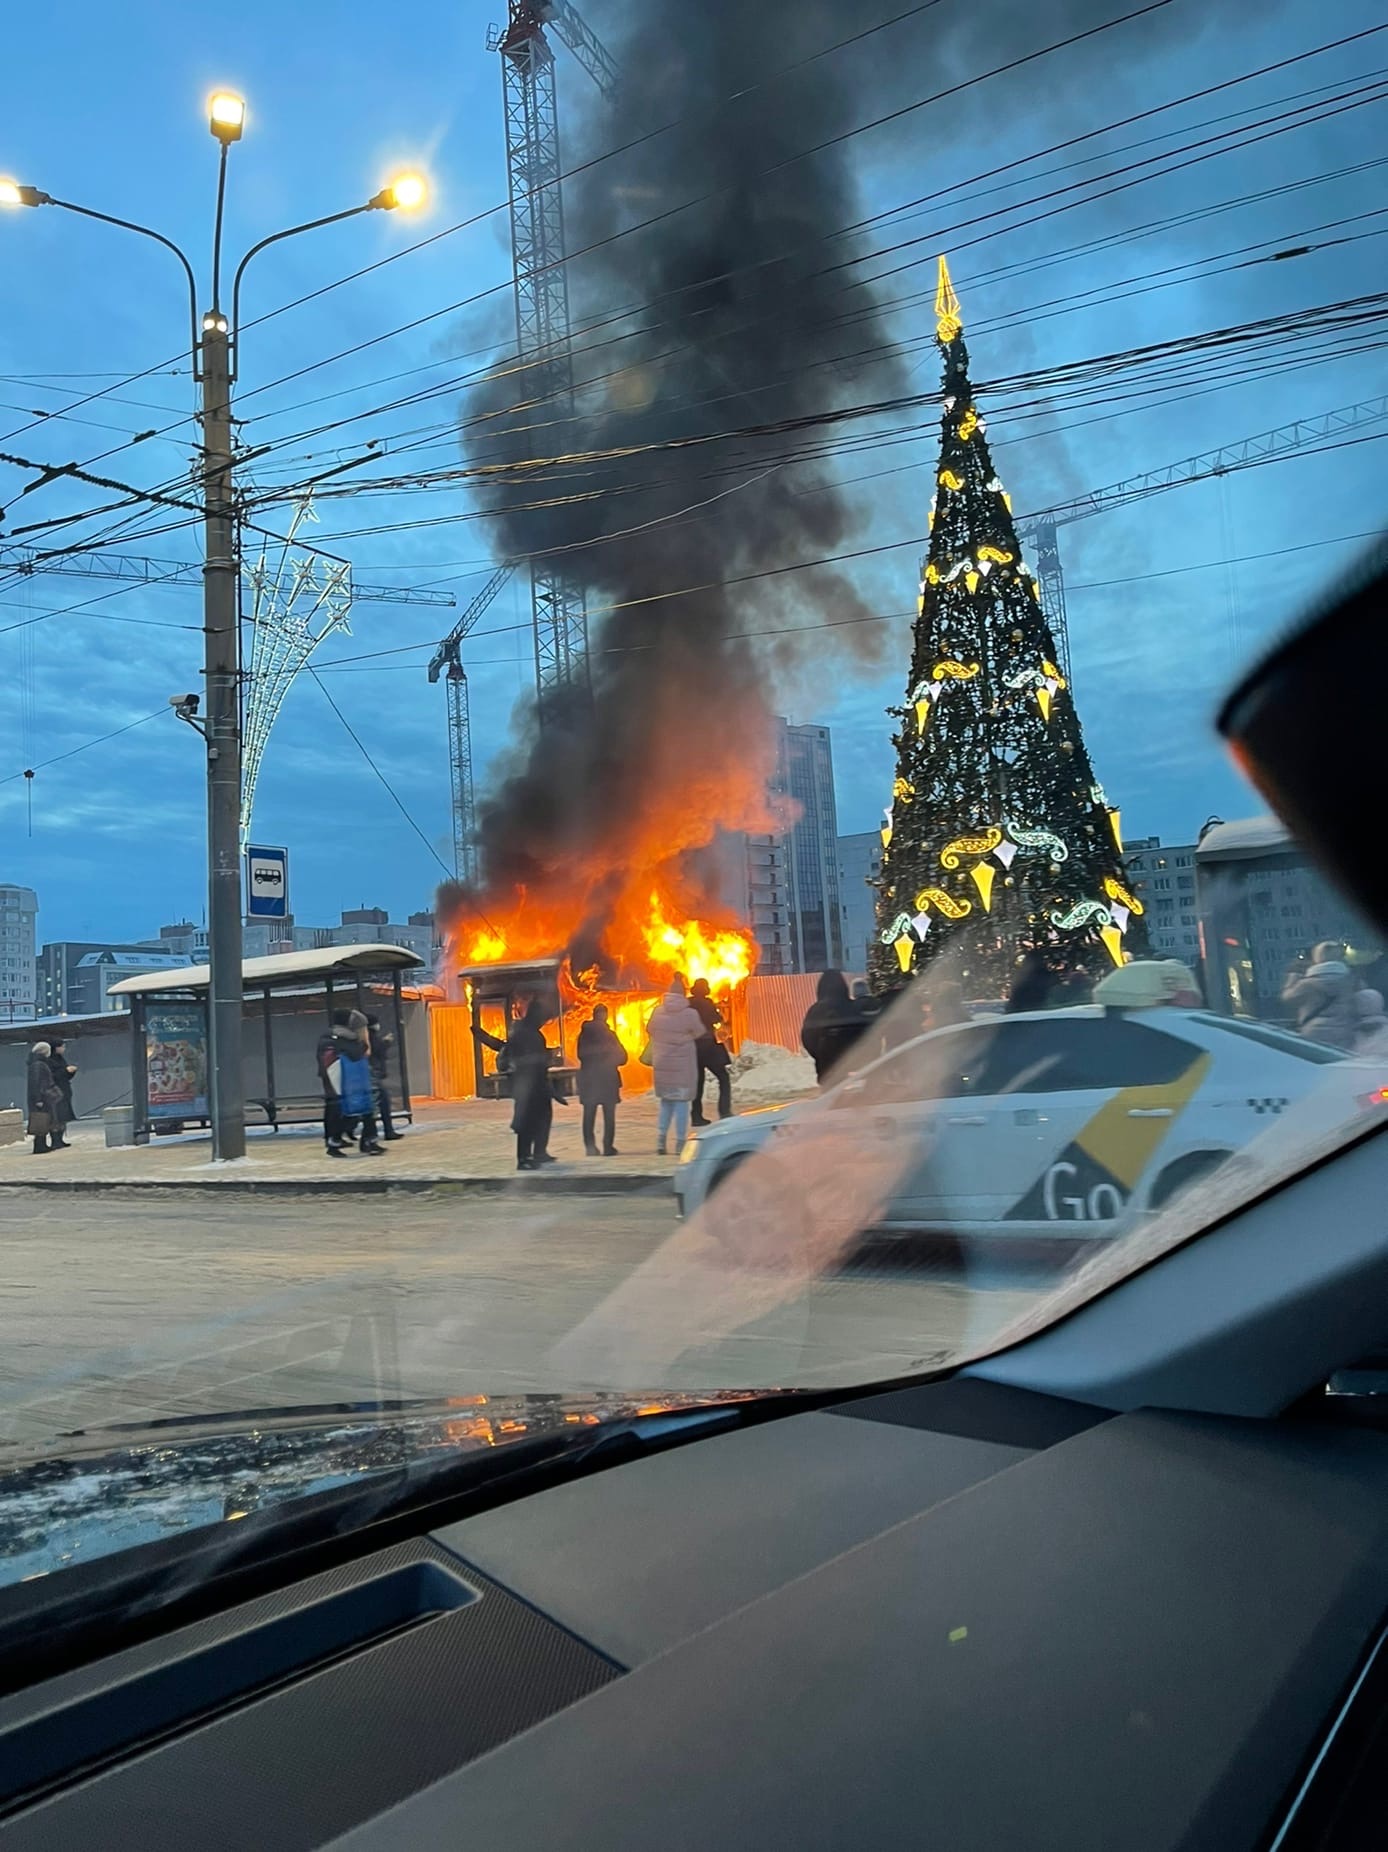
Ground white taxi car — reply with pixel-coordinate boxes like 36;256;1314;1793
674;1007;1388;1247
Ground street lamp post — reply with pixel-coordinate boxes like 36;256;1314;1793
2;110;427;1160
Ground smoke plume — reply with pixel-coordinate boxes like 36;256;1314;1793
443;0;913;944
441;0;1199;959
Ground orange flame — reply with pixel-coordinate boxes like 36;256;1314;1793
450;877;756;1096
642;892;755;992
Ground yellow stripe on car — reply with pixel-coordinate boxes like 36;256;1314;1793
1070;1053;1213;1190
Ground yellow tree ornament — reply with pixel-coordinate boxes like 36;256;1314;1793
935;254;963;342
1102;875;1143;915
939;827;1002;868
894;934;915;973
914;887;972;920
970;862;996;911
1100;924;1125;967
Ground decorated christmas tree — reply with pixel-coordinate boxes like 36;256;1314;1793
869;258;1146;998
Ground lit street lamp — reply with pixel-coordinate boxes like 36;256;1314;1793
1;103;426;1161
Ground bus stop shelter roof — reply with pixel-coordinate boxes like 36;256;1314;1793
107;944;423;998
1195;816;1293;864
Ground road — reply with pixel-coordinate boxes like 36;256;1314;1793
0;1189;1043;1451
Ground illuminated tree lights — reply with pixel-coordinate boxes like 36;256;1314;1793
869;258;1145;997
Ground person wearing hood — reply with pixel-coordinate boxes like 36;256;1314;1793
47;1036;77;1148
499;997;562;1171
26;1042;63;1156
1282;942;1361;1049
1005;951;1057;1015
317;1010;385;1157
577;1005;626;1157
646;978;703;1157
800;969;870;1086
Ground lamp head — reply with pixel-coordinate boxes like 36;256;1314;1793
374;171;427;212
208;92;246;145
0;180;47;208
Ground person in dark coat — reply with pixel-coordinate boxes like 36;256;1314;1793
47;1037;77;1148
800;969;871;1086
1005;951;1057;1015
479;998;562;1171
688;977;733;1125
364;1013;404;1140
27;1042;63;1156
577;1005;626;1156
317;1010;384;1157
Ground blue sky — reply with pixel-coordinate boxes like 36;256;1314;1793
2;0;1386;945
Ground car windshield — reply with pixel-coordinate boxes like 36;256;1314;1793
2;0;1386;1588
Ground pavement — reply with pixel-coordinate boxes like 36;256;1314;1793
0;1095;775;1194
0;1189;1040;1453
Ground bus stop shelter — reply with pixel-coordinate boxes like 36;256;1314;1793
108;945;424;1140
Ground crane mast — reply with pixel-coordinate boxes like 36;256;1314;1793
487;1;616;715
428;561;517;886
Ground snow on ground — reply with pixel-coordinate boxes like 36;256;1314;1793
728;1042;816;1104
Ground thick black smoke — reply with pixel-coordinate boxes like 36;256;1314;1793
447;0;1202;932
452;0;914;917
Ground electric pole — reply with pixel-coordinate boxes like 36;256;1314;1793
198;309;245;1158
2;100;428;1163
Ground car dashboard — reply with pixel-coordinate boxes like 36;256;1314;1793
1;1372;1386;1849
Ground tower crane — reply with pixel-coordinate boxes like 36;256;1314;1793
427;561;517;886
0;543;456;607
486;1;617;714
1016;392;1388;683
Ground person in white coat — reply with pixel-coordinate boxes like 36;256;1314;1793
646;977;704;1156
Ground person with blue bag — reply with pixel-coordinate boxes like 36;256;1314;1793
317;1010;387;1157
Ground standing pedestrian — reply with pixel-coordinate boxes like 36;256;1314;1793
317;1010;386;1157
577;1005;626;1156
646;977;703;1157
852;979;886;1061
688;977;733;1124
47;1036;77;1148
365;1013;404;1140
924;979;970;1033
799;969;870;1086
26;1042;63;1156
499;997;561;1171
1282;941;1360;1049
1005;950;1057;1014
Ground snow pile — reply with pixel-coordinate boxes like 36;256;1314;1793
728;1041;816;1104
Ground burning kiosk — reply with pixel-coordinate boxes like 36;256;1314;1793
461;957;573;1101
448;891;756;1099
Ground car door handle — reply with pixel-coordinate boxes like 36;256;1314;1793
946;1114;987;1126
1126;1107;1174;1118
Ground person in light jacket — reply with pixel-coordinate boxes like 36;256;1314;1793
1282;942;1361;1050
646;978;704;1157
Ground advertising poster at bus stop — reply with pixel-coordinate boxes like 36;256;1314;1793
146;1006;209;1120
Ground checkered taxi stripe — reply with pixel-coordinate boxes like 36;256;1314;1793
1247;1097;1290;1114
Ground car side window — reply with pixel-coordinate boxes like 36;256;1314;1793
854;1027;998;1105
963;1017;1204;1095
